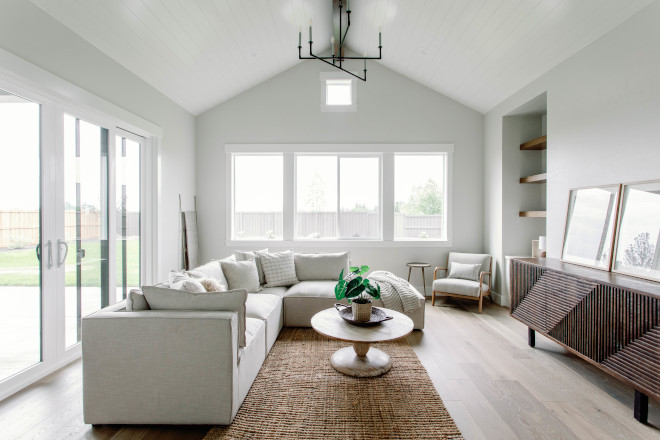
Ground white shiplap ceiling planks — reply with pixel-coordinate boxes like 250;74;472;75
30;0;653;115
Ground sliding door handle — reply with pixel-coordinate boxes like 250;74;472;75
57;239;69;267
36;244;41;262
46;240;53;269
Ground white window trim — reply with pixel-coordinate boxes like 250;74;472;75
320;72;357;112
293;153;383;240
225;144;453;247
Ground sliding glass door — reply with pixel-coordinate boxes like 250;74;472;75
63;115;110;348
0;90;42;383
0;79;150;400
115;131;142;302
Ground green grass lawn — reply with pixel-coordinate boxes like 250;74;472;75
0;240;140;287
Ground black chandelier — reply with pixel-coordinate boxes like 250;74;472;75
297;0;382;81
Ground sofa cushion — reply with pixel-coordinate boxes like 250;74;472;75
126;289;150;311
432;278;489;298
237;317;266;406
221;259;261;293
259;286;287;298
447;262;481;282
284;280;336;298
245;293;283;353
239;317;266;362
187;260;229;290
260;251;299;287
246;293;281;321
294;252;350;281
234;249;268;284
141;286;248;346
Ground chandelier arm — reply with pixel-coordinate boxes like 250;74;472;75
310;53;366;81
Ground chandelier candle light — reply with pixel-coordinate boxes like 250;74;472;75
298;0;382;81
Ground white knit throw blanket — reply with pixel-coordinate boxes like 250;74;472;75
368;270;422;313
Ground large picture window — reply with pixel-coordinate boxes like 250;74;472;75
228;145;451;245
232;154;283;240
295;155;380;240
394;154;446;240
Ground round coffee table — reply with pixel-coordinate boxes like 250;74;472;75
311;307;414;377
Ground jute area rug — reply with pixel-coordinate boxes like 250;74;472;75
205;328;463;440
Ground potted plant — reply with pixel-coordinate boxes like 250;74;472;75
335;265;381;322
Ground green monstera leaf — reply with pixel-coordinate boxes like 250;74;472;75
335;264;380;302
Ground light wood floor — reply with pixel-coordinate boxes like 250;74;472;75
0;299;658;440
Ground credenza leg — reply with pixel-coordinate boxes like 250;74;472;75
528;328;535;347
634;390;648;423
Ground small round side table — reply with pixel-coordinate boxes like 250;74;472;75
406;262;431;296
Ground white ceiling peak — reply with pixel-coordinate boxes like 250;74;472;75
31;0;653;115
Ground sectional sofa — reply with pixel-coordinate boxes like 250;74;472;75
82;251;425;425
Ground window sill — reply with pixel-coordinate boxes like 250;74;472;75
320;104;357;112
226;240;452;248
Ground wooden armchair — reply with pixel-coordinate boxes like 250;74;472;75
432;252;493;313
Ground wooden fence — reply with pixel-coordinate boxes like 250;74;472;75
234;211;443;239
0;210;139;249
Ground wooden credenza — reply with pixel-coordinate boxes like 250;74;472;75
510;258;659;423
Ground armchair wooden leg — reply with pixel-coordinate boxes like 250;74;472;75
478;295;483;314
432;291;436;306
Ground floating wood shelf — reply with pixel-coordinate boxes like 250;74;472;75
519;210;547;218
520;135;547;151
520;173;547;184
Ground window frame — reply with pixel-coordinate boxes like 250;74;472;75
226;144;453;247
293;153;383;241
320;72;357;112
393;153;449;241
229;152;284;241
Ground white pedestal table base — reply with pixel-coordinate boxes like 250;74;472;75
330;343;392;377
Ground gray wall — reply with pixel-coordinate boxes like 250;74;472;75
0;0;196;280
196;60;484;291
484;1;660;303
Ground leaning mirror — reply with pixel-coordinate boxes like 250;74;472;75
561;185;620;270
612;180;660;281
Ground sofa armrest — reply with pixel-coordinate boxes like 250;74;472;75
82;308;240;425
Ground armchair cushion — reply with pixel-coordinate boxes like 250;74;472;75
432;278;490;298
447;252;491;277
447;262;481;281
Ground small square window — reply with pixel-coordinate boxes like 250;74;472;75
326;80;352;106
320;73;357;112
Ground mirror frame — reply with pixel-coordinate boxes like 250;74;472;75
611;179;660;282
561;184;621;271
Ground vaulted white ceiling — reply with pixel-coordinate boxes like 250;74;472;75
31;0;652;115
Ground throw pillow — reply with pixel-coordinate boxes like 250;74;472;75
187;260;229;290
221;259;261;293
141;286;248;347
198;278;225;292
447;262;482;282
126;289;150;311
294;251;350;281
234;248;268;284
260;250;299;287
168;270;206;293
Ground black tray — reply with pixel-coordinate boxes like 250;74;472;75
334;303;393;327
